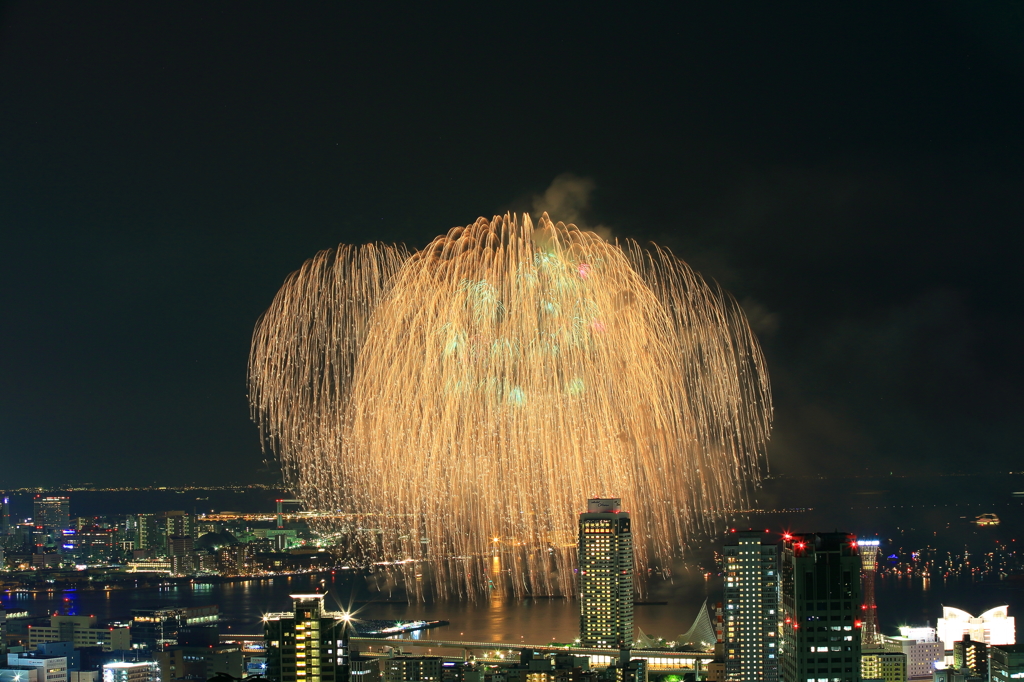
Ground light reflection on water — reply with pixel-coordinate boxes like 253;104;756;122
0;567;715;643
3;571;1020;642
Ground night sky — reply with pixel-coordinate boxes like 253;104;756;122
2;4;1022;487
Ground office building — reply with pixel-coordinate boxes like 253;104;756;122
154;643;242;681
32;498;70;534
32;497;70;549
130;606;219;650
990;643;1024;680
0;670;40;682
6;653;67;682
382;657;442;682
722;529;779;682
264;593;350;682
859;650;905;682
881;631;943;679
1;497;10;535
33;644;78;674
937;606;1015;650
578;498;633;649
779;532;862;682
952;635;987;679
101;662;159;682
27;616;130;652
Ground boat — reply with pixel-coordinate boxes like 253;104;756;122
974;513;1000;526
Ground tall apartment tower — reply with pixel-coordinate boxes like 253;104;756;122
264;594;350;682
780;532;863;682
579;498;633;649
723;529;780;682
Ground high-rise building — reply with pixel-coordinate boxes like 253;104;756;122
859;650;905;682
264;594;350;682
1;497;10;535
952;634;987;678
722;529;779;682
32;497;70;549
161;512;194;540
32;497;70;532
578;498;633;649
779;532;863;682
136;514;163;555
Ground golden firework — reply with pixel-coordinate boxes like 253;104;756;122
250;214;771;598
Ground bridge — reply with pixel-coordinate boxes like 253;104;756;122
348;637;714;672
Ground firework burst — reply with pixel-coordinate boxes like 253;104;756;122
250;213;771;598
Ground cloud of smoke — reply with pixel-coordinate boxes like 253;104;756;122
531;173;612;239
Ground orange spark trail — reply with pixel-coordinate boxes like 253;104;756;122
249;214;771;599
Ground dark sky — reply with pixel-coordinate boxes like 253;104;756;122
2;3;1022;487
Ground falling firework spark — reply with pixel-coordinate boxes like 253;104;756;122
249;214;771;598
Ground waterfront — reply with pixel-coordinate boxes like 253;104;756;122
4;565;1021;645
3;474;1021;644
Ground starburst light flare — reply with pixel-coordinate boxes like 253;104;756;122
249;213;771;599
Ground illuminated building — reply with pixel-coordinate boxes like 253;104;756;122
0;669;40;682
263;594;350;682
27;615;130;652
578;499;633;649
134;513;194;558
101;662;159;682
154;643;243;681
859;650;905;682
130;606;219;650
32;496;69;549
6;653;68;682
937;606;1015;650
382;657;441;682
722;529;779;682
606;651;646;682
953;634;987;678
883;629;943;678
1;497;10;535
136;515;163;555
779;532;862;682
990;643;1024;680
857;538;881;649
